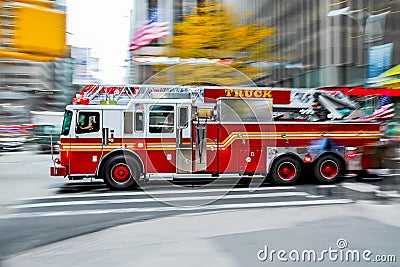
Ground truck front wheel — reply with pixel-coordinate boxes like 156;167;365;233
103;155;140;190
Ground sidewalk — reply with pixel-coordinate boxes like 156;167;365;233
3;201;400;267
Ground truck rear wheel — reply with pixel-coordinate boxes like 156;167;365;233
103;155;140;190
313;154;344;184
271;156;302;185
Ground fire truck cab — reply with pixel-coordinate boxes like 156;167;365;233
51;85;382;190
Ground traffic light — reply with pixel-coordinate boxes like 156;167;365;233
0;0;66;61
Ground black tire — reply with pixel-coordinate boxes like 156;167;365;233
271;156;302;185
103;155;141;190
313;154;344;184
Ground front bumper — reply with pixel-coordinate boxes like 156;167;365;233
50;164;67;176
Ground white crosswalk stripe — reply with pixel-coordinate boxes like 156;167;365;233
1;184;354;220
22;185;298;200
14;192;310;209
1;199;353;219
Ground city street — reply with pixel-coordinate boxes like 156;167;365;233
0;149;63;211
3;0;400;266
0;150;399;266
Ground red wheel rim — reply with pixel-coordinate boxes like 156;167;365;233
320;160;338;179
277;162;297;180
112;164;131;183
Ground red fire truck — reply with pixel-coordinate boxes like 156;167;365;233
50;84;382;190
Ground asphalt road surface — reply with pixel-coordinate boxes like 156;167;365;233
0;150;399;265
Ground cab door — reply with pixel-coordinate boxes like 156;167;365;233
146;104;176;173
69;110;102;175
176;104;192;173
101;109;123;151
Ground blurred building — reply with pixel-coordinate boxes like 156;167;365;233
128;0;400;88
0;54;76;116
0;0;103;124
71;47;100;85
128;0;200;84
0;60;59;112
0;0;74;126
222;0;400;87
52;55;75;109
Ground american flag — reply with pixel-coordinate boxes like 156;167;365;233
129;10;169;52
365;96;395;121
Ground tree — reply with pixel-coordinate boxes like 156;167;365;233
151;1;276;86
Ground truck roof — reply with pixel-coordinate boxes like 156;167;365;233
66;104;128;110
127;98;193;108
66;98;193;111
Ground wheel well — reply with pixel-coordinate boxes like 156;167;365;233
97;150;144;177
269;153;303;173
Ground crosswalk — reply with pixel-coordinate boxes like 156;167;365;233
0;184;354;220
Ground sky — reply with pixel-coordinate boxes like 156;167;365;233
66;0;133;84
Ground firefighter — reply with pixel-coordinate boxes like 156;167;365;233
80;116;97;131
162;112;174;133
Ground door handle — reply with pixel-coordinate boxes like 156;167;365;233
177;129;183;145
102;128;109;146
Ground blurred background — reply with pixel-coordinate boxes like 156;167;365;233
2;2;400;264
0;0;400;155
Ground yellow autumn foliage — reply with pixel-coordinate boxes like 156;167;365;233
152;1;276;86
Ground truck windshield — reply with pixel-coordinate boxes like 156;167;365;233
61;110;73;136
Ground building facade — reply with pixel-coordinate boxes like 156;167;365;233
128;0;201;84
128;0;400;88
246;0;400;87
0;0;75;126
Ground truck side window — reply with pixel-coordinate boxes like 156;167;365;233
76;112;100;134
135;112;144;132
149;105;174;134
178;107;188;128
124;112;133;134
